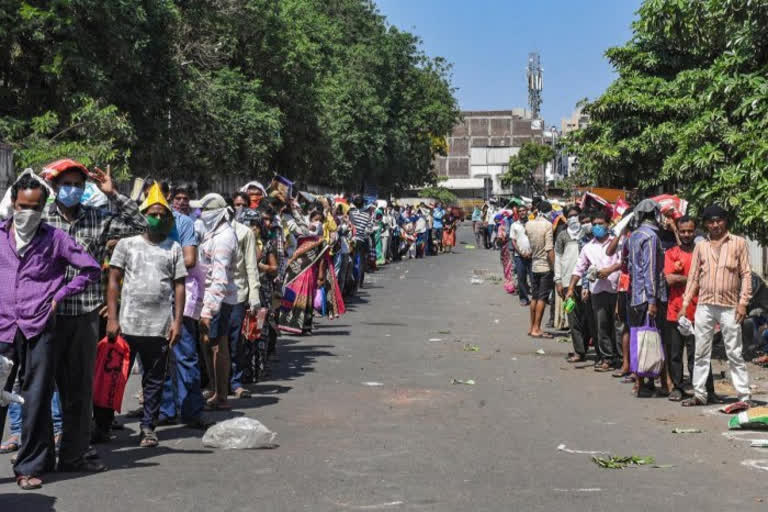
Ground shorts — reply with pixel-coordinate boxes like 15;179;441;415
209;302;234;340
530;271;554;301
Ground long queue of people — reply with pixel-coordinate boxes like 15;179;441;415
495;196;764;405
0;159;457;490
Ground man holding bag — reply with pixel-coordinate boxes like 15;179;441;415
679;205;752;407
626;199;668;397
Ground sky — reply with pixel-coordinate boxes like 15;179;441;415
375;0;642;129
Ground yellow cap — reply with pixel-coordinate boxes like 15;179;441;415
140;183;171;212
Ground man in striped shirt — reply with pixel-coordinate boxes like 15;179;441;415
680;205;752;406
348;196;372;291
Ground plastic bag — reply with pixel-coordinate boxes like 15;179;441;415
241;308;267;342
93;336;131;412
729;407;768;430
313;287;327;315
80;181;109;208
0;355;24;407
0;169;55;220
202;417;278;449
630;316;665;378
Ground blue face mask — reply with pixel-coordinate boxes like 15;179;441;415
592;224;608;239
57;185;84;207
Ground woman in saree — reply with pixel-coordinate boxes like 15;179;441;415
498;210;517;294
278;210;345;335
373;209;386;266
441;209;457;253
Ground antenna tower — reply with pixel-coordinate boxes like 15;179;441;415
527;52;543;119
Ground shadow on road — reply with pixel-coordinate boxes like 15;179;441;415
0;494;56;511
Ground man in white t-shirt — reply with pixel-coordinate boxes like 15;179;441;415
510;205;533;306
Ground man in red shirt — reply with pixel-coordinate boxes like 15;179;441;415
664;216;714;402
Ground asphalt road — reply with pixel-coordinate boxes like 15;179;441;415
3;225;768;511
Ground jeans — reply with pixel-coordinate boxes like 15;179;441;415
54;310;99;465
591;292;618;364
228;302;248;392
0;326;57;477
8;389;63;438
693;304;750;402
514;255;533;304
124;335;169;430
160;317;204;421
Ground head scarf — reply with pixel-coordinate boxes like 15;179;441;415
634;198;661;225
241;181;266;209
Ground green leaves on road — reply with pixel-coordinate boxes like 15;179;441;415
591;455;656;469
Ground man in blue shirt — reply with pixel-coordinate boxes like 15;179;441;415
162;189;209;428
627;199;668;397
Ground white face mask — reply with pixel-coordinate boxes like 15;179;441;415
13;209;43;255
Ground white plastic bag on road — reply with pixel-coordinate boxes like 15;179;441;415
202;417;278;449
0;356;24;407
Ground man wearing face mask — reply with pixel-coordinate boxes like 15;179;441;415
105;183;186;448
0;175;100;490
191;193;238;410
555;206;590;362
40;159;145;473
567;210;622;372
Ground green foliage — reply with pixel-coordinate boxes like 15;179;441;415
0;0;459;193
568;0;768;242
418;186;458;205
500;142;555;193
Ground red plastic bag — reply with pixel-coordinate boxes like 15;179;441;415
93;336;131;413
242;308;267;342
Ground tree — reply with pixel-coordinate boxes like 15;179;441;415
501;141;555;194
418;186;458;205
567;0;768;242
0;0;459;194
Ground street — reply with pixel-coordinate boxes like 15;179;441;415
2;225;767;511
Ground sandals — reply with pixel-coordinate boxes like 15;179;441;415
140;429;159;448
233;388;252;399
682;396;707;407
204;399;232;411
566;355;585;363
16;475;42;490
612;370;630;378
668;389;685;402
594;362;612;373
0;435;20;454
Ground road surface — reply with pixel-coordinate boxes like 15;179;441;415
2;226;768;511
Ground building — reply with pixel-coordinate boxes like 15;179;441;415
561;107;590;135
434;109;547;198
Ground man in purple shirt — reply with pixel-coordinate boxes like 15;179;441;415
0;175;100;490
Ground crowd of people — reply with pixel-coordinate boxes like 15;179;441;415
0;159;458;490
492;194;766;405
